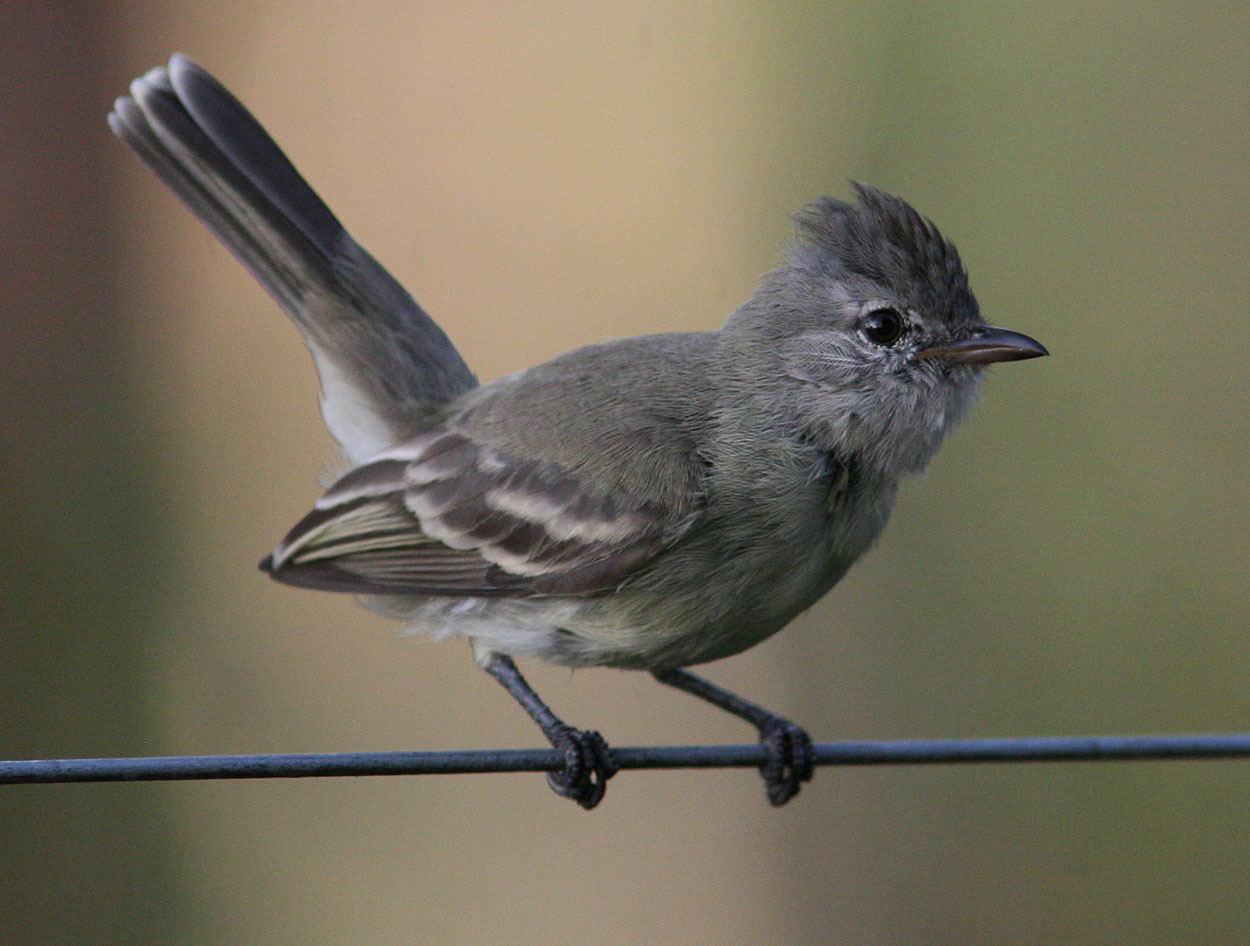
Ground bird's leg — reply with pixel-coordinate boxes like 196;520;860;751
482;653;617;809
652;667;814;805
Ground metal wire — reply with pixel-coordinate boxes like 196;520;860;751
3;732;1249;785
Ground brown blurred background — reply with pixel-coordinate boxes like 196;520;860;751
3;2;1249;943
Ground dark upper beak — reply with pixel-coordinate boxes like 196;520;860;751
915;326;1049;365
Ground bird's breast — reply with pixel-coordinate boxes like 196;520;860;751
562;459;898;669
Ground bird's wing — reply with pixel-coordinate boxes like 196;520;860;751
109;55;477;463
261;426;706;597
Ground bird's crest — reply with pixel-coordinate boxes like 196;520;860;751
792;183;976;321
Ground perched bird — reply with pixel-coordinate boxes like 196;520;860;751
110;54;1046;809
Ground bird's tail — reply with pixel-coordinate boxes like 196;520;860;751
109;54;477;463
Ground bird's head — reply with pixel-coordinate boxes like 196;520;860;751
727;183;1046;475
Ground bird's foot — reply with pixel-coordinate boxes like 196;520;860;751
758;717;814;806
546;725;617;810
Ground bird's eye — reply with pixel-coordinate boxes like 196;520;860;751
860;308;905;346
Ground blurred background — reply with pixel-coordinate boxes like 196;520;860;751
3;2;1248;943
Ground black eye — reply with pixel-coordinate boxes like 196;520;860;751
860;308;905;346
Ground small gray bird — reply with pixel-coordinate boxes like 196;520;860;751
110;54;1046;809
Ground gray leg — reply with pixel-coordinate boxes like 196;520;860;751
483;653;617;809
653;667;814;805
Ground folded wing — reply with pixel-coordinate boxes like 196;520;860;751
262;427;704;597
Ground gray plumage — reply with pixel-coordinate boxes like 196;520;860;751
269;190;985;669
108;55;476;463
111;55;1046;807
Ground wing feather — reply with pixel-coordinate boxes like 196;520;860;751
262;426;704;597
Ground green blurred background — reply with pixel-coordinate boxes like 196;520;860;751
3;2;1248;943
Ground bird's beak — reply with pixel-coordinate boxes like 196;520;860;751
915;326;1049;365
